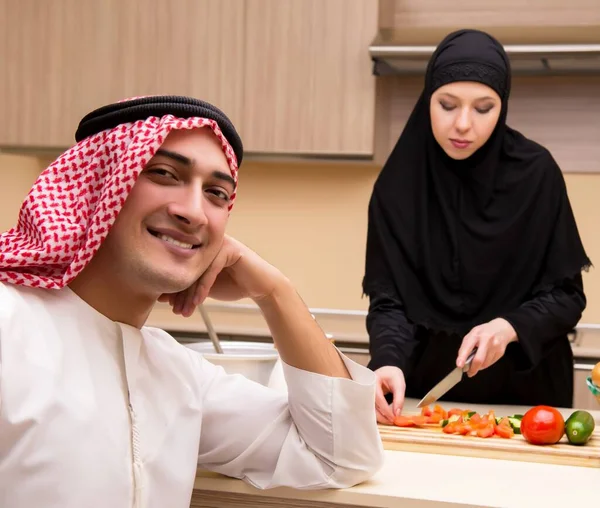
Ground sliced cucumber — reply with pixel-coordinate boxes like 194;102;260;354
495;415;523;434
508;417;522;434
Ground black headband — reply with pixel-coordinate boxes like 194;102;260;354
431;61;508;100
74;95;244;165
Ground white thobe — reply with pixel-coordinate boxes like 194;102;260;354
0;282;384;508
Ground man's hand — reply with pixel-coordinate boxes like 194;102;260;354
374;366;406;424
160;235;286;317
159;235;350;378
456;318;518;377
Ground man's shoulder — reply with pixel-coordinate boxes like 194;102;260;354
0;281;33;321
0;282;64;332
140;325;201;364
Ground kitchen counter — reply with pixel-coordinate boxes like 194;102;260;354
191;399;599;507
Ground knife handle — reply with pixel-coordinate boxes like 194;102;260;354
462;347;478;372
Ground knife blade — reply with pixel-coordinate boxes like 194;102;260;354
416;348;478;408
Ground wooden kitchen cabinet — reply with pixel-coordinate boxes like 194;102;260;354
380;0;600;29
241;0;378;156
0;0;245;148
2;0;379;156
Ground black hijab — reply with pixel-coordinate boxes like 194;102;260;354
362;29;591;336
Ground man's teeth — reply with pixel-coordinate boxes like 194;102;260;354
156;233;194;249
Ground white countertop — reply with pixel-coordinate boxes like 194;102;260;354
194;398;599;507
195;449;598;507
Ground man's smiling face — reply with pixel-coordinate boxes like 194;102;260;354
97;127;235;297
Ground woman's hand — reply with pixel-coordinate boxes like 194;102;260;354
374;366;406;424
456;318;518;377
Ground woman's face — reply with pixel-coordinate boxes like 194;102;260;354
430;81;502;160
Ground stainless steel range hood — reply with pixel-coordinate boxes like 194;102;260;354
369;26;600;76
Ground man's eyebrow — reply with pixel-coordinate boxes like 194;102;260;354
154;148;193;166
213;171;236;188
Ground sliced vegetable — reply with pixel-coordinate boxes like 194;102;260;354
495;417;515;439
395;405;525;439
476;425;495;438
393;415;416;427
421;405;433;417
427;412;444;424
508;417;522;434
521;406;565;445
432;404;447;416
443;421;460;434
441;414;460;427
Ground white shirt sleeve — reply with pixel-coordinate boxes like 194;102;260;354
192;348;384;490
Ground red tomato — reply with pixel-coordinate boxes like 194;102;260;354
411;415;428;426
476;425;495;438
443;422;458;434
393;415;416;427
426;413;444;424
495;418;515;439
469;414;482;426
420;406;433;417
521;406;565;445
432;404;448;419
448;408;463;418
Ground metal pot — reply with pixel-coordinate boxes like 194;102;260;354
184;340;280;387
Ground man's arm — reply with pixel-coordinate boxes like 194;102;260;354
172;235;353;379
171;236;384;488
256;278;350;379
192;349;384;490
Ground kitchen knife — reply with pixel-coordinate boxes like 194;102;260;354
416;348;478;408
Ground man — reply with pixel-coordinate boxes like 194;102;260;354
0;96;384;508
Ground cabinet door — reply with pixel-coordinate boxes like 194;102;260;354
242;0;378;156
0;0;245;148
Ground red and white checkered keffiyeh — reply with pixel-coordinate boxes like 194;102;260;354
0;114;238;290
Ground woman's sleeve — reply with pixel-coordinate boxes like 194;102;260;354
500;274;585;368
365;288;420;377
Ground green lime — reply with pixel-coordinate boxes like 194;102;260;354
565;410;596;446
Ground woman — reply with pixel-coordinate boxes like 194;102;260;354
362;28;591;424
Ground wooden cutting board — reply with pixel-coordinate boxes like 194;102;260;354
378;419;600;468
